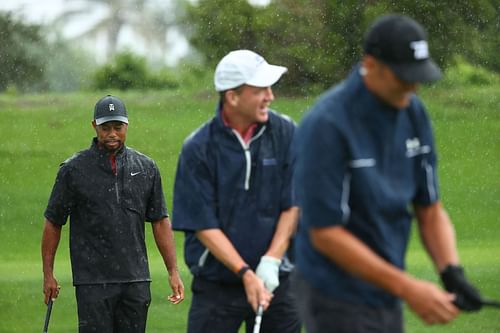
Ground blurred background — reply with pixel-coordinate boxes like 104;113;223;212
0;0;499;95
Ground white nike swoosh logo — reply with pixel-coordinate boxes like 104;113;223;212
131;171;141;176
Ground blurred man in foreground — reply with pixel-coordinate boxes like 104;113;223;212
293;14;482;333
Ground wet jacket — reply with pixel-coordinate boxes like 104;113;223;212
173;106;296;283
294;65;439;307
45;138;168;285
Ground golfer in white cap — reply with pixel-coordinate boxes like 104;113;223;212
173;50;301;333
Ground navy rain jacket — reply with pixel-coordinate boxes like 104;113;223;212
173;105;296;283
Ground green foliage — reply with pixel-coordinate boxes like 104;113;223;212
186;0;500;92
93;52;148;90
441;56;500;87
93;52;179;90
186;0;260;64
256;0;334;87
0;12;48;92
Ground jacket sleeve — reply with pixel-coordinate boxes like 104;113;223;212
293;112;350;228
44;163;74;226
172;141;220;231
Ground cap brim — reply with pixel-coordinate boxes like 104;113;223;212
246;64;288;88
388;59;442;83
95;116;129;125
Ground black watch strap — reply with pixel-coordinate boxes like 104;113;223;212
237;265;251;279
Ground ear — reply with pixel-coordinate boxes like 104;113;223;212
225;90;239;107
362;54;376;73
92;120;97;130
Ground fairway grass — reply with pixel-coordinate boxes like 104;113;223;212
1;244;499;332
1;81;499;332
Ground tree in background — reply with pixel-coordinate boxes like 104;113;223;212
93;51;178;90
186;0;500;92
54;0;146;60
185;0;260;64
0;12;47;92
54;0;187;63
133;0;188;67
257;0;367;89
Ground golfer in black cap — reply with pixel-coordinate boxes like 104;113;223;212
292;14;482;333
41;95;184;332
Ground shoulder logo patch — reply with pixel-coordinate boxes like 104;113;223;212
406;137;431;157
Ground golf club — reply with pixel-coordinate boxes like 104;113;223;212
253;304;263;333
482;298;500;308
43;299;53;333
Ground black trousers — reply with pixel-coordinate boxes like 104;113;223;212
187;275;301;333
292;272;404;333
75;282;151;333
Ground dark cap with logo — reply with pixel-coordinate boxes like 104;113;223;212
363;14;442;83
94;95;129;125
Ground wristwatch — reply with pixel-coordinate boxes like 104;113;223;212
237;265;251;279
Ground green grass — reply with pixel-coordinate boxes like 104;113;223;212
0;78;499;332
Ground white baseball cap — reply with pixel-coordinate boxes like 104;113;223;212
214;50;288;92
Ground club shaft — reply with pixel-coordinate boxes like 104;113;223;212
253;305;263;333
43;299;53;333
482;299;500;308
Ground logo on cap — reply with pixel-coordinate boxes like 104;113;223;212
410;41;429;60
109;104;115;112
254;54;264;66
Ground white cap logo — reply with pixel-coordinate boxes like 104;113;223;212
109;103;115;112
410;40;429;60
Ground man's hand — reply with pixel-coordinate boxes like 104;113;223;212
440;265;482;311
256;256;281;293
43;275;60;305
400;276;459;325
167;269;185;304
242;269;273;312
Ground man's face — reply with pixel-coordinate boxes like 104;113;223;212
365;57;419;109
92;121;128;153
231;85;275;124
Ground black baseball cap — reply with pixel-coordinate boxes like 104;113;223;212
363;14;442;83
93;95;129;125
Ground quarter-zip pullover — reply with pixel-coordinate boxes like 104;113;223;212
173;105;296;283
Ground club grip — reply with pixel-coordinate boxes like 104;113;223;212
43;299;53;333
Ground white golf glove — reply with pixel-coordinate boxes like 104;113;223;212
256;256;281;292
